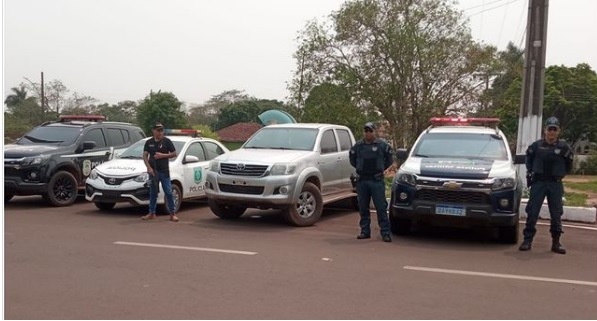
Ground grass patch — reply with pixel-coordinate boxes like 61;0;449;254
565;181;597;193
564;192;588;207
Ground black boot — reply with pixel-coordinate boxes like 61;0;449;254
519;239;532;251
551;236;567;254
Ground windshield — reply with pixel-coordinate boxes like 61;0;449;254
243;128;318;151
17;125;82;145
119;139;185;160
412;133;508;160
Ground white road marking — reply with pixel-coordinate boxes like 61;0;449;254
532;221;597;231
114;241;257;256
404;266;597;287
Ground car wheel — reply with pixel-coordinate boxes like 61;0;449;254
208;198;246;219
159;184;182;214
498;223;519;244
390;217;412;235
284;182;323;227
94;202;116;211
5;194;14;203
46;171;78;207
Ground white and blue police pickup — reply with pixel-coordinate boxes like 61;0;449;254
85;130;229;213
391;117;524;243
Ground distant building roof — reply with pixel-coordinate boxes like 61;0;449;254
216;122;262;142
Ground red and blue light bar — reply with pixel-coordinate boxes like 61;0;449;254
59;115;106;122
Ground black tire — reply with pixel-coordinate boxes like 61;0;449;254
94;202;116;211
283;182;323;227
498;223;519;244
46;171;78;207
208;198;246;219
5;194;14;203
390;217;412;235
159;183;182;214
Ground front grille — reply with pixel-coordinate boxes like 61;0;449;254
99;174;136;186
4;167;21;177
218;183;264;195
415;189;489;204
220;163;268;177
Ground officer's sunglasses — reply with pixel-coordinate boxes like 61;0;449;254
547;127;559;132
364;128;374;133
155;128;164;132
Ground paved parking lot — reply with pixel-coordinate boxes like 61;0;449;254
4;196;597;319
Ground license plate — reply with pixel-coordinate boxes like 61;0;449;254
102;190;120;198
435;205;466;216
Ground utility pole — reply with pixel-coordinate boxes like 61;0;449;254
40;71;45;120
516;0;549;187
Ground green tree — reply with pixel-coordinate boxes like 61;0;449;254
543;64;597;144
213;99;287;130
301;82;370;138
290;0;494;147
93;101;138;123
191;124;219;140
4;85;30;107
188;89;252;127
136;91;188;135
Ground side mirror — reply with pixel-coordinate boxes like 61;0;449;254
395;148;409;161
183;155;200;164
83;141;97;151
514;154;526;165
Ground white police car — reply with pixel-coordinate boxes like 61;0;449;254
85;129;229;212
391;117;523;243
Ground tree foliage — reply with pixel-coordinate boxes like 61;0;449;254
213;99;287;131
301;82;370;138
136;91;188;135
289;0;495;147
188;89;252;127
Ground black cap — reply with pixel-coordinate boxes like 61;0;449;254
364;122;376;130
545;116;560;129
153;122;164;129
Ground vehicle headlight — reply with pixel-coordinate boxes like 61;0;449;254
89;169;99;180
208;160;220;172
492;177;517;190
134;172;149;182
22;155;50;166
270;163;299;176
397;171;416;186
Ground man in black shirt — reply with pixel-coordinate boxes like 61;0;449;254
142;122;178;221
520;117;573;254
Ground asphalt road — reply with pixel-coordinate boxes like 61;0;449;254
4;196;597;319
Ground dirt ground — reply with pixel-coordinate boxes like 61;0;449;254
563;175;597;207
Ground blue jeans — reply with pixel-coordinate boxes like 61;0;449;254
357;178;391;236
148;171;176;215
523;180;564;241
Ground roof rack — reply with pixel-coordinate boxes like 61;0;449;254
164;129;202;137
59;115;106;122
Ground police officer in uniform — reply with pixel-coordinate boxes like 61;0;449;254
349;122;394;242
520;117;573;254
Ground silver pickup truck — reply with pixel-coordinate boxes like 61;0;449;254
205;123;358;226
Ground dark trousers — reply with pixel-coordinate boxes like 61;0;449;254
523;180;564;241
357;179;391;236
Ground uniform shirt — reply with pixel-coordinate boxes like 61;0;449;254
144;137;176;174
526;139;573;179
349;139;393;177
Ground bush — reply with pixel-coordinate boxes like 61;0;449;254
577;152;597;175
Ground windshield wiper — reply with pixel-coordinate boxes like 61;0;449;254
119;156;142;159
23;135;62;143
268;147;292;150
413;153;429;158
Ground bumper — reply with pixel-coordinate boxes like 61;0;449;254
390;183;520;227
85;179;164;205
205;171;295;208
5;176;48;196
